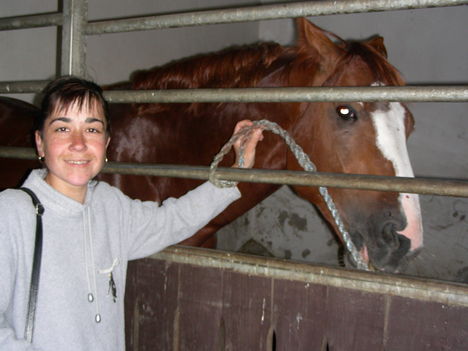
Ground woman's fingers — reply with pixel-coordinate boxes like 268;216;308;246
232;120;264;168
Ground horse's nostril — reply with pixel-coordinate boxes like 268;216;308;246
381;221;400;248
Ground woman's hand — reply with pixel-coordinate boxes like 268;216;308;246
231;120;264;169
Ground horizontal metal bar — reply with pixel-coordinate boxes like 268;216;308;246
0;147;36;159
1;0;465;35
1;147;467;197
85;0;468;35
2;82;466;102
104;163;468;197
104;86;468;103
153;246;468;307
0;80;49;94
0;13;63;31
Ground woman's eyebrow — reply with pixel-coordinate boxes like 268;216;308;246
85;117;105;125
48;117;71;125
48;117;104;125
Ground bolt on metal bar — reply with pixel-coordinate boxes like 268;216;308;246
104;86;468;103
1;146;467;197
154;246;468;307
85;0;468;35
0;13;63;31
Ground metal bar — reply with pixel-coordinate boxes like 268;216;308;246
85;0;468;35
152;246;468;307
0;13;63;31
61;0;87;76
0;80;49;94
3;84;466;102
1;147;467;197
104;86;468;103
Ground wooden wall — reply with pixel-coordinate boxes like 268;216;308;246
124;247;468;351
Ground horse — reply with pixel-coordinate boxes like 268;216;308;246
0;18;423;273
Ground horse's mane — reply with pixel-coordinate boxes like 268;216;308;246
339;40;405;86
130;42;294;114
129;36;404;115
132;42;289;91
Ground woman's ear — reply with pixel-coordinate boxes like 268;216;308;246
35;130;45;157
106;136;111;149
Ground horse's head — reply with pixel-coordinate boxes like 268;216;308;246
287;19;423;272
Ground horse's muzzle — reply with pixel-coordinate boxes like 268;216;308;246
349;213;415;272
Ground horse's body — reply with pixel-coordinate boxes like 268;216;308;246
0;19;422;272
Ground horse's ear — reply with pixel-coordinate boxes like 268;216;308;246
365;36;388;58
296;18;344;60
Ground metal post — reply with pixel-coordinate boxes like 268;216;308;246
61;0;87;77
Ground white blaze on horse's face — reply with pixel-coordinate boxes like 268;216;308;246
370;99;423;251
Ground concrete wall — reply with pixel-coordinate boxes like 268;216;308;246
1;1;467;282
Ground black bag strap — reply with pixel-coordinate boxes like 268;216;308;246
19;187;44;343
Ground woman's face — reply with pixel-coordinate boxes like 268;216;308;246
35;99;110;201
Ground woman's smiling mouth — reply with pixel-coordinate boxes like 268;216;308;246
66;160;90;165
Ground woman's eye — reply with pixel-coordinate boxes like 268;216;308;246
87;128;102;133
55;127;68;132
336;105;357;121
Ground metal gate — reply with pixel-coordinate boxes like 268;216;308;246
1;1;468;350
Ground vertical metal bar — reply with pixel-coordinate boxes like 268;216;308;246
61;0;87;76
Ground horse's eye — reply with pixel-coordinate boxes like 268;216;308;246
336;105;357;121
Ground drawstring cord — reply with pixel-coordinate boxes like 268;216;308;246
83;208;102;323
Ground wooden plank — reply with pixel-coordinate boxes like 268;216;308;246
175;263;225;350
322;286;386;350
385;296;468;350
273;279;328;350
221;270;273;350
125;259;179;350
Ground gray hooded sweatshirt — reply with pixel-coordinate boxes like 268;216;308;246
0;169;240;350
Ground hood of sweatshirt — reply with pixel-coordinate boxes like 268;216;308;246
23;168;97;215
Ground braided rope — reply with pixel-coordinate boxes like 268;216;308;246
209;119;369;270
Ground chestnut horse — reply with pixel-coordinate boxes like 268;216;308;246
0;19;422;272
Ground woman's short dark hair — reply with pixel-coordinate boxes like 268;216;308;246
36;76;110;134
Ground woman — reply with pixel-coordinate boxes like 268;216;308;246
0;76;263;350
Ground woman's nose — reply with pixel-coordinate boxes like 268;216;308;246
69;131;87;151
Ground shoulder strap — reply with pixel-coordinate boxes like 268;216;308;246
19;187;44;343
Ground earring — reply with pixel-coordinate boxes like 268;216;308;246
38;156;45;162
105;157;108;163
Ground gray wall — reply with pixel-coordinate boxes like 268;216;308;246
1;1;467;282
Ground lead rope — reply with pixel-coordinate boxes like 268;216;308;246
209;119;369;271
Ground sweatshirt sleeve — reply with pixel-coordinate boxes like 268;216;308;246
0;219;41;350
124;181;241;260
